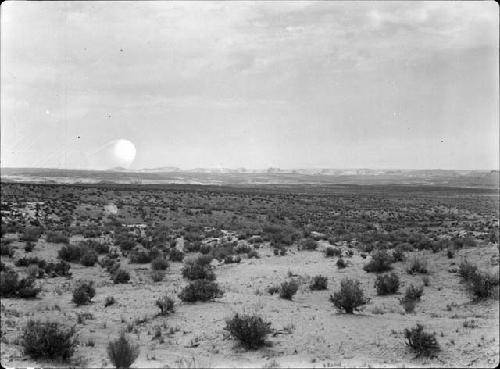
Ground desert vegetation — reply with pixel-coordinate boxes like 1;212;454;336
0;182;498;367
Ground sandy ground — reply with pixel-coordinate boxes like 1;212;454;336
1;238;499;368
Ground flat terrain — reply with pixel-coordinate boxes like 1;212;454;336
1;182;499;368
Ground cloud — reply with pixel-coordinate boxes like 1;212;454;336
1;1;498;169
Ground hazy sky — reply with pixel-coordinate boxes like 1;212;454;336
1;1;498;170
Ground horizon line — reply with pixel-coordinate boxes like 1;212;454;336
1;166;498;172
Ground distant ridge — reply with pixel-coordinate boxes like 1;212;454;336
1;167;498;188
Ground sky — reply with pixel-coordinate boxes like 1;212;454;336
1;1;498;170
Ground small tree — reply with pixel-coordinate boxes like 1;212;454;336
107;332;139;369
330;278;368;313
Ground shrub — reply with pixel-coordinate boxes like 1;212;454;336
80;249;98;267
1;270;40;298
458;260;478;282
169;248;184;262
182;259;215;281
27;264;40;279
22;320;77;360
113;269;130;284
91;241;110;254
337;258;347;269
151;257;169;271
406;256;428;274
400;296;417;313
374;272;400;295
54;260;71;276
15;256;46;268
363;250;393;273
422;276;430;287
200;244;212;255
44;260;71;277
330;278;368;313
17;277;41;298
151;270;165;282
405;284;424;301
325;247;341;257
224;255;241;264
404;324;440;357
58;245;82;262
20;228;41;242
0;242;15;257
225;313;272;350
178;280;223;302
46;231;69;244
392;246;405;262
129;249;153;264
105;296;116;307
72;281;95;305
279;279;299;300
235;244;252;254
266;285;280;295
300;238;318;251
310;275;328;291
107;332;139;369
468;271;499;301
247;250;260;259
156;295;175;315
24;241;35;253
